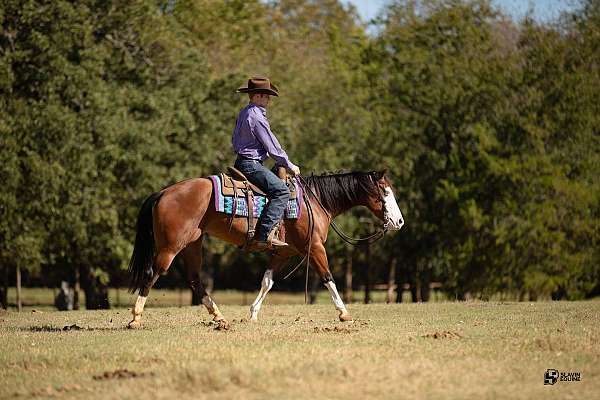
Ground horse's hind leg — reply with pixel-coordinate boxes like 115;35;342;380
181;236;227;324
128;251;176;329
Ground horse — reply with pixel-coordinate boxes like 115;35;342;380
126;169;404;329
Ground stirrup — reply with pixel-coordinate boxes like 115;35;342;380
245;236;288;252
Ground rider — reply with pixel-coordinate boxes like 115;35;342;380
232;77;301;251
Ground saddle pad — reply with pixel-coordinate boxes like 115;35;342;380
209;175;302;219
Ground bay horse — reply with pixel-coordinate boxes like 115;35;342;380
127;169;404;329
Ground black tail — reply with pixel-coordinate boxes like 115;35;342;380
128;191;164;293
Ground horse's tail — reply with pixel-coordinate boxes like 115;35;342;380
128;191;164;293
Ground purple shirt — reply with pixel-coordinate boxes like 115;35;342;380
232;103;297;170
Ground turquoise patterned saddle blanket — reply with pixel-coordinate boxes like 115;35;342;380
209;175;302;219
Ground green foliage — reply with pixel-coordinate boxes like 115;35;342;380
1;0;598;302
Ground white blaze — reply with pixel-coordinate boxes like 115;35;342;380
384;187;404;230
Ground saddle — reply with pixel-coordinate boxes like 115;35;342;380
220;167;297;200
220;166;297;248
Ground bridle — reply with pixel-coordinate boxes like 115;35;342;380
301;174;390;246
283;174;390;302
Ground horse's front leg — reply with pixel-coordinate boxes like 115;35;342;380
250;269;274;321
311;244;352;322
249;255;288;321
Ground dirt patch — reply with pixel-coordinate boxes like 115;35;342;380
28;325;63;332
214;320;231;331
314;326;358;334
26;324;123;333
63;324;84;331
93;369;154;381
422;330;462;339
197;320;232;330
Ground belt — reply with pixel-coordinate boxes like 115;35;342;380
236;154;263;164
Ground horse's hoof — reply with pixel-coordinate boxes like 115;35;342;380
250;316;258;322
339;313;353;322
127;320;141;329
214;319;231;331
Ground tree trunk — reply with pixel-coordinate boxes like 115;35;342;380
410;279;421;302
16;265;22;312
420;269;431;302
343;248;353;303
81;266;110;309
84;284;110;309
364;244;371;304
0;265;7;309
396;283;404;303
386;258;397;303
73;266;80;310
309;269;320;304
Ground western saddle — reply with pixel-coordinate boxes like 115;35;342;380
220;166;297;248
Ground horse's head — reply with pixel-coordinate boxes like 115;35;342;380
365;170;404;231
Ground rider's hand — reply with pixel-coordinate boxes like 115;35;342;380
291;165;301;176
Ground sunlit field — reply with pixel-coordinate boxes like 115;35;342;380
1;300;598;399
5;287;447;310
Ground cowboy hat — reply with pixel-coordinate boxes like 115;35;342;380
237;76;279;96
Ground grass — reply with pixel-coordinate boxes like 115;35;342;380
1;300;598;399
5;287;443;310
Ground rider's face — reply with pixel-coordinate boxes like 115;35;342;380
252;94;270;108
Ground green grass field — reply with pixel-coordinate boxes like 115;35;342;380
1;300;598;399
4;286;440;310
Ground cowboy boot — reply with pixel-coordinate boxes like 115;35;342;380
266;221;288;247
246;223;288;252
246;238;288;252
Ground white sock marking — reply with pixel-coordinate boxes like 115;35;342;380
134;295;147;316
201;295;216;313
250;269;274;320
325;281;347;313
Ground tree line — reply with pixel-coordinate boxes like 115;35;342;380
1;0;598;308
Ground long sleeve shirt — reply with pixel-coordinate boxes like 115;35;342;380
232;103;297;170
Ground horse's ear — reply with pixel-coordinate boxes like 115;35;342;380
373;169;387;181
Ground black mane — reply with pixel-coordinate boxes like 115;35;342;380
302;171;380;215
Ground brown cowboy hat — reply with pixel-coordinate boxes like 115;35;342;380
237;76;279;96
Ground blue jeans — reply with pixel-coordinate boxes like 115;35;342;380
234;157;290;241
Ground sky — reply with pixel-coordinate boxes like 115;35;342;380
343;0;580;23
